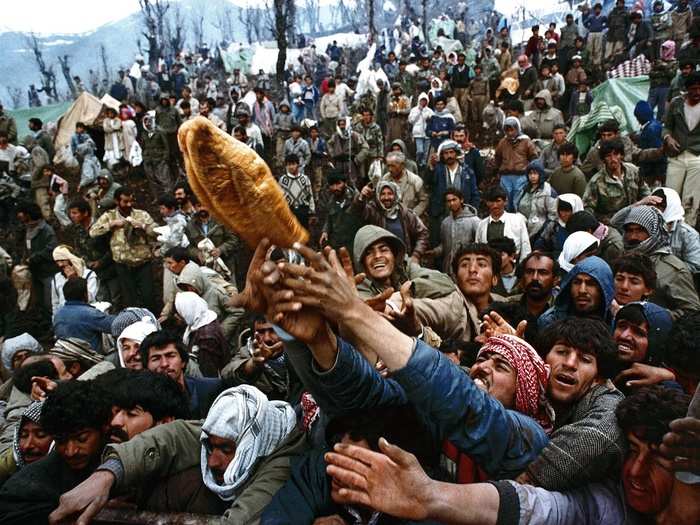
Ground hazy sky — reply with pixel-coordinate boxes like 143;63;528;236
1;0;148;34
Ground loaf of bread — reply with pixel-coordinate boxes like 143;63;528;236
178;116;309;248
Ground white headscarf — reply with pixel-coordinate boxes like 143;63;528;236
558;231;600;272
200;385;297;501
52;245;86;277
116;319;157;368
557;194;584;226
657;187;684;225
175;291;218;344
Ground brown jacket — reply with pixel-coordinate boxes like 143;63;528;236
494;137;538;175
358;198;430;259
412;289;504;343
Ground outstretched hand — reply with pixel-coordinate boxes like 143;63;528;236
276;243;365;321
477;311;527;343
325;438;434;520
228;238;271;313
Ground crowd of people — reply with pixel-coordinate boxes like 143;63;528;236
0;2;699;524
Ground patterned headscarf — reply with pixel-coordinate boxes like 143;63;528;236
200;385;297;501
623;205;670;256
375;180;402;220
13;401;46;469
49;338;103;366
477;335;554;433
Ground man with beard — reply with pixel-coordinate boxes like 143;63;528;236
103;369;190;444
0;380;112;523
319;170;364;256
426;140;480;246
173;182;196;219
507;251;558;334
539;256;614;329
612;205;700;320
89;188;157;312
357;180;429;263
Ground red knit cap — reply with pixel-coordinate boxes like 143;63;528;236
477;334;554;433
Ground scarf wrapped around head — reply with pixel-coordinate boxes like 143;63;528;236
477;335;554;433
13;401;46;469
200;385;297;501
52;245;86;277
661;40;675;61
376;180;401;220
50;338;103;366
623;206;670;255
559;231;600;273
175;291;218;344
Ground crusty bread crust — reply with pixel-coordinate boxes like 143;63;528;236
178;116;309;248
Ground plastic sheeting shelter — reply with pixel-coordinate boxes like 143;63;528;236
8;101;72;143
568;76;649;158
53;92;109;150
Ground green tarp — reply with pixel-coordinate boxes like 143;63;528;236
568;76;649;158
7;101;72;144
220;45;255;74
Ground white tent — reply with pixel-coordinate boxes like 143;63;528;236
54;92;108;150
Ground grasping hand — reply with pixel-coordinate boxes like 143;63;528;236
325;438;434;521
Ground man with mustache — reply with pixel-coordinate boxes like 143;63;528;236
0;380;112;523
0;401;52;485
104;369;190;444
506;251;558;335
539;256;614;329
49;386;306;524
612;205;700;320
258;242;622;489
324;386;696;525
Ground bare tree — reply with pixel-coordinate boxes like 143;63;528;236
191;13;204;48
215;5;235;42
6;87;22;109
57;55;77;99
368;0;377;43
422;0;428;49
25;34;58;103
303;0;321;33
238;5;256;44
100;44;110;84
138;0;170;71
266;0;295;91
165;4;186;57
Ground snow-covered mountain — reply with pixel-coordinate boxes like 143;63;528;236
1;0;338;109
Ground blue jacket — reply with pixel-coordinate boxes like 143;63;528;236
426;112;456;149
261;445;442;525
279;331;549;479
53;301;115;353
427;161;480;217
539;256;615;330
583;12;608;33
185;376;223;419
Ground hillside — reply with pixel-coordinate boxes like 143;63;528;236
1;0;338;109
